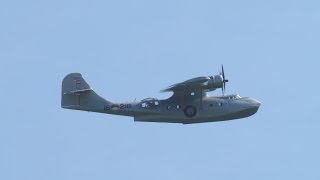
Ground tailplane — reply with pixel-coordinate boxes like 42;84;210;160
61;73;112;112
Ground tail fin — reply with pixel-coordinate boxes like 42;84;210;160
61;73;112;111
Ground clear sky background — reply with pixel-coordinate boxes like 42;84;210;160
1;0;320;179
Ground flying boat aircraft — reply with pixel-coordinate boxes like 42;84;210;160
61;66;261;124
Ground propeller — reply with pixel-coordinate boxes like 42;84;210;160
221;65;229;95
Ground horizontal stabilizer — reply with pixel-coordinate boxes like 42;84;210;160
64;88;92;95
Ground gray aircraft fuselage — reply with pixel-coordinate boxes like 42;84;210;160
61;73;261;124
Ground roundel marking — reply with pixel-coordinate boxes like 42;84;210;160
184;105;197;118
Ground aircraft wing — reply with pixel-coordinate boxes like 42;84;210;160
160;76;211;93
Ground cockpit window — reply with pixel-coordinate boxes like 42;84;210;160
140;98;159;109
229;94;242;100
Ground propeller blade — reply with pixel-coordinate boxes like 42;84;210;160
222;65;225;79
221;64;228;95
222;83;225;95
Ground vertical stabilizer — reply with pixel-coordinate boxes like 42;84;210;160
61;73;112;112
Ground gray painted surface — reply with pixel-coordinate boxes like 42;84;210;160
61;72;261;124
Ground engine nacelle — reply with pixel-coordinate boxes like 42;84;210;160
204;75;223;91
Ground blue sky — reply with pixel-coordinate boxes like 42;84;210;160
1;0;320;179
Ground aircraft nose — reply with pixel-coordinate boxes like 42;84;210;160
251;98;261;108
237;98;261;118
242;97;261;109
